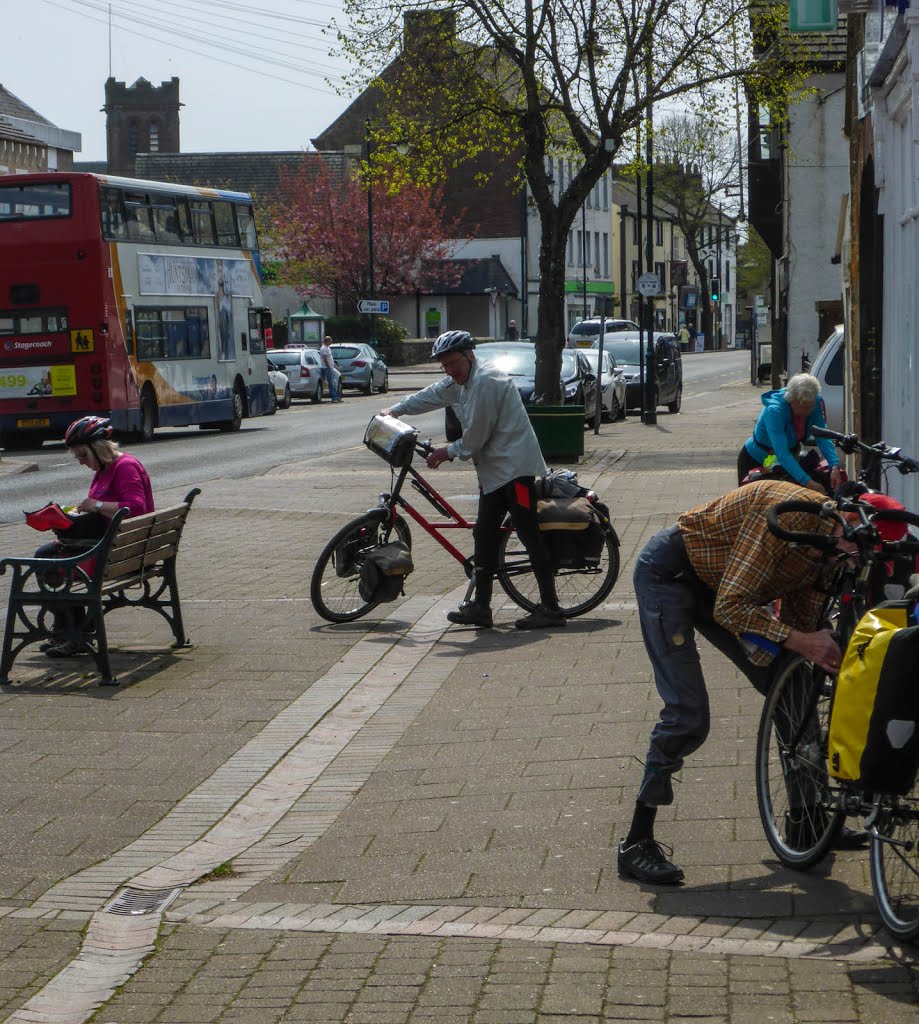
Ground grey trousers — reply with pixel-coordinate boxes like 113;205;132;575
632;526;783;806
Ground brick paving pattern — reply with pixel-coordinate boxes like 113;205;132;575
1;368;918;1022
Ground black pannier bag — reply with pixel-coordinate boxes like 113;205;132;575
536;496;604;570
358;541;414;603
828;603;919;795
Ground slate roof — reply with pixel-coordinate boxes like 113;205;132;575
133;151;351;204
0;84;53;126
421;255;518;296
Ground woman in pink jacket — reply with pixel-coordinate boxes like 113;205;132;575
38;416;154;657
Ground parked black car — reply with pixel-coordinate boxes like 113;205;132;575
474;342;600;424
592;332;683;413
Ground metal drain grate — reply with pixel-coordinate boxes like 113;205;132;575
105;886;182;917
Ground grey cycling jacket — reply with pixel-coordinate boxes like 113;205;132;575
388;357;546;494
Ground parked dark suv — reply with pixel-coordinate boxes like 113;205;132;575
592;331;683;413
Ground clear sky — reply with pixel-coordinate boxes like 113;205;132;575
5;0;357;162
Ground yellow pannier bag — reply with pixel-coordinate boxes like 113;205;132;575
828;604;919;795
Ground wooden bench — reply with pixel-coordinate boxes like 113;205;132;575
0;488;200;687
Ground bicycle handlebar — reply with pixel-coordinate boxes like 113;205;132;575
765;500;840;551
810;425;919;473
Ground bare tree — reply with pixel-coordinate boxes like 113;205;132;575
334;2;807;399
653;114;740;350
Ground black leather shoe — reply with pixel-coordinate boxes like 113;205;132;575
446;602;493;628
617;838;684;885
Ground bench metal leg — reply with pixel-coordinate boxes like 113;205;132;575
163;561;189;647
0;593;17;685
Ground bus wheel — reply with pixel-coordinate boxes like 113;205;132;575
138;389;157;442
219;384;245;432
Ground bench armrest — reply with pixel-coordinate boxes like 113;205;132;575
0;507;130;578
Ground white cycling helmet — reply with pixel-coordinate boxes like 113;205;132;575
431;330;474;359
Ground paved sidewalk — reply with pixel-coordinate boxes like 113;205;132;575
0;373;917;1023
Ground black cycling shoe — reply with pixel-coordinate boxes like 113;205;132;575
617;838;684;885
515;604;567;630
835;825;870;849
43;640;89;658
446;602;493;628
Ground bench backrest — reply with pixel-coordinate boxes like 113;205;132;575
103;493;198;583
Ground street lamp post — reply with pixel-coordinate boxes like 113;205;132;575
642;51;657;427
365;119;377;349
581;203;588;321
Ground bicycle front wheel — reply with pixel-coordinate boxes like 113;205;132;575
310;512;411;623
755;656;843;869
870;790;919;941
496;522;620;617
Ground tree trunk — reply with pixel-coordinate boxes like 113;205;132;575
533;214;567;403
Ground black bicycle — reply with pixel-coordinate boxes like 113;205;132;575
755;432;919;939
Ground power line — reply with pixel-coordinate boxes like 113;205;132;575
40;0;349;93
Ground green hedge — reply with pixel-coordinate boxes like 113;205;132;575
325;315;408;347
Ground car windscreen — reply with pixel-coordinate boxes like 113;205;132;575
560;351;578;376
580;351;613;374
476;347;535;376
572;322;602;337
331;346;361;359
268;351;300;366
603;340;641;363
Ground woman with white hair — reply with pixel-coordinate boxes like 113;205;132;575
738;372;841;493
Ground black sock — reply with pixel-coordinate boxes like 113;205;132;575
626;802;657;844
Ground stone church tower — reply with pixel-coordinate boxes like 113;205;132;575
104;77;181;178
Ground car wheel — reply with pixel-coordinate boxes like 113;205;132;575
380;370;389;394
280;385;292;409
607;393;619;423
363;375;375;396
265;386;278;416
311;381;324;404
667;385;682;414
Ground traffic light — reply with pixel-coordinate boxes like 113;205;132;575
710;277;721;303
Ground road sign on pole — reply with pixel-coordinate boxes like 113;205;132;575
357;299;390;315
636;272;660;298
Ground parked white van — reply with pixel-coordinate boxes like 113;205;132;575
810;325;845;433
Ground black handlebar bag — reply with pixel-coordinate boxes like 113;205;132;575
829;603;919;795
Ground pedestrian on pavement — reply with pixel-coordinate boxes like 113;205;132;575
35;416;155;658
620;478;863;885
504;319;519;341
677;323;691;352
319;335;342;403
738;372;841;493
381;330;565;630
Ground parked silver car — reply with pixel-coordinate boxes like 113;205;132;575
267;348;336;403
566;318;639;348
579;348;627;421
330;343;389;395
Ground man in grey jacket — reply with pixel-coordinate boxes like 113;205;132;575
383;330;564;629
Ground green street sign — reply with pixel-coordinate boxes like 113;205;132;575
789;0;838;32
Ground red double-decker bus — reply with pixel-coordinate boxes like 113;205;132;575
0;172;273;449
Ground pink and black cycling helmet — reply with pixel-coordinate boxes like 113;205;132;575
64;415;113;447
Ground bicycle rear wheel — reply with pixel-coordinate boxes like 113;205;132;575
310;512;411;623
755;656;844;868
870;790;919;940
496;521;620;617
